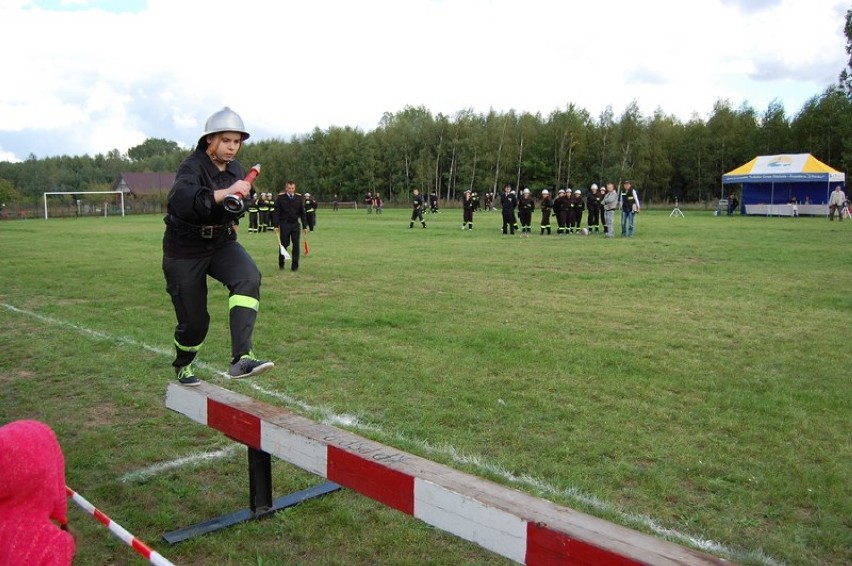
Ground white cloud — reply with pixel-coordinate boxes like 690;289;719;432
0;0;847;161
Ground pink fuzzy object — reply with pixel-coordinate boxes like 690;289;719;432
0;420;75;566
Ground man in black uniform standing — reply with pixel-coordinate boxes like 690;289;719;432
273;181;308;271
539;189;553;235
247;193;259;233
162;107;274;386
410;189;426;228
553;189;569;236
569;189;585;234
462;189;475;230
500;185;517;236
255;192;268;232
303;192;318;231
517;188;535;238
587;184;602;233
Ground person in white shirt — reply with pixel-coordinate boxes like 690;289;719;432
828;185;847;221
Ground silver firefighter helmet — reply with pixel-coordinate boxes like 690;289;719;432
200;107;250;142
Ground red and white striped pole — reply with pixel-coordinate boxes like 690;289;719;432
66;486;174;566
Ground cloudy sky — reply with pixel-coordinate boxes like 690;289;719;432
0;0;847;163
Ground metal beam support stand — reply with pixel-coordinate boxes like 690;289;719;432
163;447;341;545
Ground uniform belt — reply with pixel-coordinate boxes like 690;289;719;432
167;215;233;239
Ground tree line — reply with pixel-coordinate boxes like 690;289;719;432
2;88;851;210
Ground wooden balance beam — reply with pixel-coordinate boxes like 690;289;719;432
165;382;730;565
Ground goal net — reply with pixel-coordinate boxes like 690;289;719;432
43;191;126;219
319;201;358;210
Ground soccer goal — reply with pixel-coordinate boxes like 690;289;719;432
43;191;126;219
320;201;358;210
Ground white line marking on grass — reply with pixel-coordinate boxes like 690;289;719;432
119;445;240;483
2;303;781;566
2;303;173;358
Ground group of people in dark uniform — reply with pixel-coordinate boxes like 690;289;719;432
420;183;637;237
245;192;273;232
247;191;317;234
461;184;616;236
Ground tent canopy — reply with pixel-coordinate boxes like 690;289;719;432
722;154;845;185
722;154;845;210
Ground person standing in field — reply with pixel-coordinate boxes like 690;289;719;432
273;181;308;270
462;189;475;230
727;193;739;216
410;189;426;228
429;192;440;214
517;188;535;238
500;185;518;235
620;180;640;237
539;189;553;235
162;107;274;386
303;192;318;231
568;189;585;234
602;183;618;238
828;185;847;221
587;184;602;233
247;193;259;233
553;189;569;236
374;192;383;214
256;192;269;232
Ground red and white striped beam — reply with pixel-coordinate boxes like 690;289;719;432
165;383;728;566
67;485;174;566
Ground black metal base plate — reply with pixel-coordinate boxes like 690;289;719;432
163;481;341;545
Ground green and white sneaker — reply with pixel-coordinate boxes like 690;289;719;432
229;352;274;379
176;365;200;386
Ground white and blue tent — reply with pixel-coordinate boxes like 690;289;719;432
722;154;845;214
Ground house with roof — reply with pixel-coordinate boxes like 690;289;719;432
112;172;176;199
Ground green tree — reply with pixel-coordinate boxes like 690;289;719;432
614;101;645;186
840;7;852;98
643;109;679;203
791;86;852;173
669;116;709;203
759;100;791;155
546;104;591;190
127;138;182;161
0;176;20;204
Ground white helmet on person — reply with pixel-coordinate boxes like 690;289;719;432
523;188;530;195
541;189;550;196
590;184;598;191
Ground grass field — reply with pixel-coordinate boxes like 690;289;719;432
1;206;850;565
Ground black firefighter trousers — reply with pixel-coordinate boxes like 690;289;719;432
163;240;261;368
